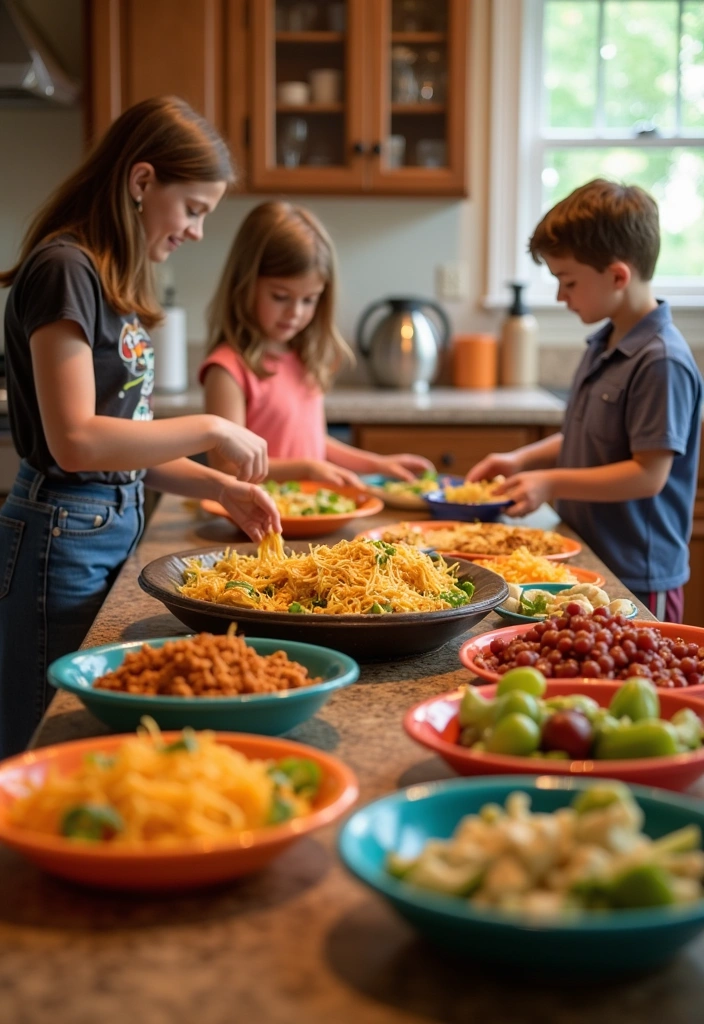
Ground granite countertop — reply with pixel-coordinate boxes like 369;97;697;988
1;498;703;1024
151;385;567;425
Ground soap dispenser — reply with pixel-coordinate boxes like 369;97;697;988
499;282;539;387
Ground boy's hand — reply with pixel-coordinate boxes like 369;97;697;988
466;452;522;483
375;453;435;482
302;460;365;489
218;480;282;542
496;471;555;518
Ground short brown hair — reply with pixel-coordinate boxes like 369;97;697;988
206;201;353;390
1;96;234;327
528;179;660;281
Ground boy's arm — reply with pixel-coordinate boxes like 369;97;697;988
499;449;673;518
467;433;563;481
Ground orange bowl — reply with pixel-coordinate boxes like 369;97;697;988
459;619;704;693
355;520;581;561
203;481;383;539
403;680;704;791
0;732;359;890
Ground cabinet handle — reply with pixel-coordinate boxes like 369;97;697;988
440;452;455;467
371;141;382;156
352;141;366;155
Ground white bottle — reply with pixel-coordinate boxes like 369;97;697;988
151;285;188;393
499;282;539;387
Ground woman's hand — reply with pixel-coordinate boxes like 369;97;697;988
465;451;522;483
302;460;365;488
213;421;269;482
218;480;282;542
374;453;435;482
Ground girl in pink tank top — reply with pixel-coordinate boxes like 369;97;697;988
200;201;432;485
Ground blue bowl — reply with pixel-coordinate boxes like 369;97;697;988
425;490;513;522
48;636;359;734
495;582;638;625
338;776;704;976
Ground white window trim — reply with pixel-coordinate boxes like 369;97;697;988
484;0;704;311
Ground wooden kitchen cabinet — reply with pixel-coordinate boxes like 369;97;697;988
352;425;542;475
84;0;249;175
250;0;469;195
86;0;469;197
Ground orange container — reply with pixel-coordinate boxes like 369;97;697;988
451;333;498;389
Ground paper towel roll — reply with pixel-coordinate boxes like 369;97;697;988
151;307;188;392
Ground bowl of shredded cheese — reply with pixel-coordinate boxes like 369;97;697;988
0;721;359;890
426;479;514;522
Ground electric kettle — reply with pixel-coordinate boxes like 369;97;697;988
355;296;451;392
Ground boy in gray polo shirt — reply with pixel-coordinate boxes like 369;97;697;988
468;179;702;622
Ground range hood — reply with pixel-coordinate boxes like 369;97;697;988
0;0;79;106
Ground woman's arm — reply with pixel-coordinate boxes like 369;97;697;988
31;321;267;481
144;458;281;541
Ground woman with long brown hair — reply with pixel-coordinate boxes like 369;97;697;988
0;96;280;759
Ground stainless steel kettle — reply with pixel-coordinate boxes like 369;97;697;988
356;296;451;392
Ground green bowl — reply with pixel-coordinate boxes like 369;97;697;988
495;582;637;625
48;636;359;734
338;775;704;976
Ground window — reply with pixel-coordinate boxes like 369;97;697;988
486;0;704;307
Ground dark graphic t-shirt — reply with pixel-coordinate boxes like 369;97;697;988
4;237;154;484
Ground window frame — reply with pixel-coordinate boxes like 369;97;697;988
485;0;704;309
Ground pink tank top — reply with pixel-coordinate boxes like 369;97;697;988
199;344;327;460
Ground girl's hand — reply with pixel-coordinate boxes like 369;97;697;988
466;451;522;483
495;471;555;518
375;453;435;482
303;460;365;489
213;421;269;482
218;480;282;542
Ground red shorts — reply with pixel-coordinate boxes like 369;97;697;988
632;587;684;623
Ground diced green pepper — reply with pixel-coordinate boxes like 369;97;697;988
288;602;304;613
61;804;124;841
274;757;322;798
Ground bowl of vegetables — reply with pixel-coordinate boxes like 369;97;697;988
338;775;704;974
495;582;637;625
403;669;704;790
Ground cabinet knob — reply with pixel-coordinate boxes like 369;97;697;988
440;452;455;467
371;141;382;156
352;141;366;155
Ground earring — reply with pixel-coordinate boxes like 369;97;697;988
134;195;143;214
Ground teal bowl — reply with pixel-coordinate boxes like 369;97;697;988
48;636;359;734
338;776;704;976
495;581;638;625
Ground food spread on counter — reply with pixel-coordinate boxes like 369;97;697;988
178;533;475;615
457;668;704;759
474;605;704;687
372;521;570;557
385;786;704;918
93;628;321;696
8;719;324;844
262;480;358;516
472;548;579;583
380;470;442;498
502;582;636;619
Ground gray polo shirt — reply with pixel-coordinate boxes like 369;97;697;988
554;301;703;592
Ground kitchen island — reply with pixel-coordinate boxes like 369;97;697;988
1;496;703;1024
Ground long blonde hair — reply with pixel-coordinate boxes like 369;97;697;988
1;96;235;328
206;201;353;390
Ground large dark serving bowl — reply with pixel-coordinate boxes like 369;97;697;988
138;544;508;662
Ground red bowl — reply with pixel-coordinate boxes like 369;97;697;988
0;732;359;890
459;619;704;693
404;679;704;791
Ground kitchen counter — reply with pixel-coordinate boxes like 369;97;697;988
1;497;703;1024
151;385;567;426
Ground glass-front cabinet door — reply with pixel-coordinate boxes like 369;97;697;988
248;0;469;195
250;0;367;192
367;0;469;195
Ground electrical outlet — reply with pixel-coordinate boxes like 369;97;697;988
436;261;469;300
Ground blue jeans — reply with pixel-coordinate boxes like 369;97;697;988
0;461;145;758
